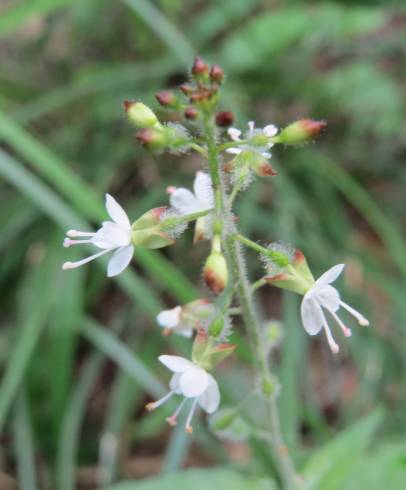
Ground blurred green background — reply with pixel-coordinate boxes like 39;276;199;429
0;0;405;489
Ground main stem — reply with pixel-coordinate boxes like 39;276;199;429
204;115;299;489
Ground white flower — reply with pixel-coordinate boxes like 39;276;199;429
156;306;193;338
169;172;214;242
146;355;220;433
301;264;369;353
62;194;134;277
227;121;278;158
169;171;214;215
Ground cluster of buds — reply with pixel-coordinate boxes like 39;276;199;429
124;100;189;151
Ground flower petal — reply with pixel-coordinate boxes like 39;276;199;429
178;328;194;338
107;244;134;277
193;172;213;208
158;355;196;373
156;306;181;328
179;368;209;398
315;264;345;288
227;127;242;141
105;194;131;229
301;295;324;335
170;188;199;215
263;124;278;137
169;373;182;394
197;374;220;413
317;285;340;312
225;147;242;155
93;222;131;248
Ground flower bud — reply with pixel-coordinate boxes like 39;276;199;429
131;207;175;249
265;247;314;295
135;128;167;150
210;64;224;84
124;100;161;128
204;236;228;295
192;329;236;370
204;252;228;294
274;119;327;145
191;56;209;77
215;111;234;127
248;152;277;177
155;91;177;108
180;83;194;95
184;106;198;120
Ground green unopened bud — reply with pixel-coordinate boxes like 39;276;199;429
265;247;314;295
273;119;327;145
264;320;284;350
262;374;280;398
131;207;175;249
124;100;161;129
204;236;228;295
135;128;168;150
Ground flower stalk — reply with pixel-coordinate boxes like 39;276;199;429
203;112;300;489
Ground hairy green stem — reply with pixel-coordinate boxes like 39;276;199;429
204;114;299;489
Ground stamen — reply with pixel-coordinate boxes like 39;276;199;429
321;313;339;354
145;391;175;412
62;248;112;270
166;398;187;426
63;238;94;248
340;301;369;326
166;186;177;194
329;310;352;337
66;230;95;238
185;398;198;433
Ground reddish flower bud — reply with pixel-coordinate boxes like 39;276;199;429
210;64;224;83
180;83;194;95
184;106;198;120
215;111;234;127
203;236;228;295
135;128;167;149
191;56;209;76
155;91;177;107
275;119;327;145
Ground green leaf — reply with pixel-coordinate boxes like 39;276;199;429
345;442;406;490
104;468;276;490
303;408;384;490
